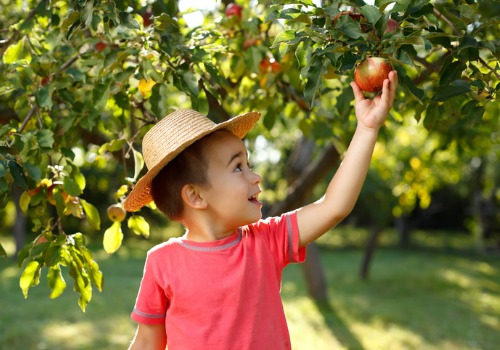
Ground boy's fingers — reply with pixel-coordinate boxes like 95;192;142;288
390;71;398;97
382;71;397;106
350;81;365;103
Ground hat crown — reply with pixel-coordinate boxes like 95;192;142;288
142;109;216;170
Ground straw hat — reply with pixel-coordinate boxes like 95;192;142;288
123;108;261;212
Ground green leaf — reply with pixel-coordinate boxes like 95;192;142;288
150;84;168;119
37;129;54;148
435;81;471;102
334;15;364;39
87;259;103;292
99;139;126;154
20;191;31;214
304;57;324;108
285;13;312;26
132;148;144;181
128;215;150;238
61;10;80;33
63;176;82;196
47;266;66;299
81;199;101;230
81;0;93;28
0;244;7;258
461;101;484;126
263;109;277;130
402;74;424;102
81;248;103;291
337;86;354;119
92;82;110;109
360;5;382;24
271;30;296;48
20;260;41;298
119;11;140;30
103;221;123;254
35;85;53;109
73;170;86;192
0;85;15;96
423;102;439;131
8;161;28;190
378;0;398;12
24;162;42;181
181;71;199;99
3;37;32;64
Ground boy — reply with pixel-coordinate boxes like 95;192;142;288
125;71;398;349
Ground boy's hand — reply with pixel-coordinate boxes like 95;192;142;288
350;70;398;130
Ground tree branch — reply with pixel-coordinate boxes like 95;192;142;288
267;143;341;217
433;8;461;36
478;56;500;81
18;105;38;133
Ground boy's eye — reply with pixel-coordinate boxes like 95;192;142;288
234;164;243;172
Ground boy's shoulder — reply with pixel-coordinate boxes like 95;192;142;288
147;236;183;256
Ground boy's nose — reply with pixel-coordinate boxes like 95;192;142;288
250;170;262;184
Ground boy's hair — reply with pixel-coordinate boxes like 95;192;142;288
151;136;209;220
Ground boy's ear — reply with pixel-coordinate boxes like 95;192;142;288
181;184;207;210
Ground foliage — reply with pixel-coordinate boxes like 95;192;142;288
0;0;498;309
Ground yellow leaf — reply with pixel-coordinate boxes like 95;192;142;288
103;221;123;254
128;215;150;238
138;78;156;98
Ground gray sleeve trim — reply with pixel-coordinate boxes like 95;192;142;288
133;307;166;319
286;214;294;263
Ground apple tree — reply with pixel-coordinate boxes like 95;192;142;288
0;0;498;311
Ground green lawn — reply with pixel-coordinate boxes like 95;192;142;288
1;231;499;350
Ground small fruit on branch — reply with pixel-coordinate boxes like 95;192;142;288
354;57;393;93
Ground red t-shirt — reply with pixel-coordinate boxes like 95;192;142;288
131;211;306;350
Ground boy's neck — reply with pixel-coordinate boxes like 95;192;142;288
180;215;236;242
183;228;236;242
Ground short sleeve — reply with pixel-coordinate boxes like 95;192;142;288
131;250;168;324
249;211;306;269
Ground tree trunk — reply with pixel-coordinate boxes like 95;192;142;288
301;242;328;302
267;138;341;303
359;225;382;280
395;215;412;249
12;187;27;257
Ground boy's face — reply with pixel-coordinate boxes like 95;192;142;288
199;131;263;230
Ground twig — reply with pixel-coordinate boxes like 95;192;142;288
433;8;461;36
478;56;500;80
56;55;80;75
18;105;38;133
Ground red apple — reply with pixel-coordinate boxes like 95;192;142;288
385;18;399;33
270;60;281;73
354;57;393;93
225;3;243;21
95;42;107;52
41;76;50;86
259;58;281;74
142;11;153;27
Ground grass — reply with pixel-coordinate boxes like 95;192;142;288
1;228;499;350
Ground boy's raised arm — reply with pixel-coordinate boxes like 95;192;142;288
296;71;398;247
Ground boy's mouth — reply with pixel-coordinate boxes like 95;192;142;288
248;193;261;204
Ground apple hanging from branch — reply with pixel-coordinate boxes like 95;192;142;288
354;57;393;93
385;18;399;33
225;3;243;22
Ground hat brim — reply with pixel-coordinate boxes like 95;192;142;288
124;111;261;212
